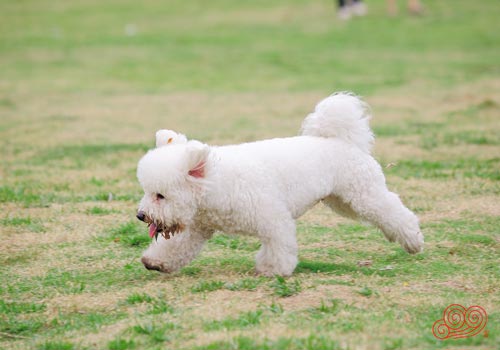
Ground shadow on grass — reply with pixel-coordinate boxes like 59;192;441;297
296;260;368;276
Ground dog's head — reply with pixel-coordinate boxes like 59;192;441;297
136;140;209;240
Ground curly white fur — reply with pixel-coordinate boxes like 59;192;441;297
138;93;424;276
155;129;187;147
300;92;374;154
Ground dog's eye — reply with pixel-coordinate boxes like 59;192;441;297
156;193;165;200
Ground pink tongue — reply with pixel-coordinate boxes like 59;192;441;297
148;224;157;238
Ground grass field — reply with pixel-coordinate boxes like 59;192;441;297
1;0;499;349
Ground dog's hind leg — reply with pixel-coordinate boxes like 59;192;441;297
343;186;424;254
141;229;211;273
255;217;298;277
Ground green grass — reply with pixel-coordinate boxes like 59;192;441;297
32;143;149;169
107;221;152;247
0;217;45;232
198;334;343;350
108;339;136;350
86;206;114;215
308;299;341;317
189;277;266;293
0;186;54;207
386;158;500;180
190;280;226;293
373;121;446;137
0;301;46;314
203;310;264;331
209;234;261;251
125;292;173;314
0;1;497;96
270;276;302;297
357;286;374;297
125;293;154;305
1;0;499;349
36;342;75;350
225;277;266;291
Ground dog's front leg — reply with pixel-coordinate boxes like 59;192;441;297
255;219;298;277
141;229;211;273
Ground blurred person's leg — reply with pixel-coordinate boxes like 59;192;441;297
408;0;422;14
337;0;352;20
387;0;398;16
351;0;367;16
388;0;423;16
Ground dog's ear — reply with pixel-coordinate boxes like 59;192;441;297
186;141;209;179
156;129;188;148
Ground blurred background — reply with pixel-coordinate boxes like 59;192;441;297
1;0;498;142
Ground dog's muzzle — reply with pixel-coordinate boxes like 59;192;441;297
136;211;185;240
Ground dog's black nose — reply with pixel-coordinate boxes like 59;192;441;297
136;211;146;222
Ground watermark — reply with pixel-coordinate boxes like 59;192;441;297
432;304;488;340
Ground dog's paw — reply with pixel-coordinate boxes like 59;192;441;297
256;267;293;277
400;230;424;254
255;259;296;277
141;257;176;273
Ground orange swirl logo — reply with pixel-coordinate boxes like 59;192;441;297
432;304;488;340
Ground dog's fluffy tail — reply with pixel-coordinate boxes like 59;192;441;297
300;92;374;154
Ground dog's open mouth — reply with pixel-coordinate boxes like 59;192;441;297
148;222;185;240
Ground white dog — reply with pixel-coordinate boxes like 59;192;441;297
136;93;424;276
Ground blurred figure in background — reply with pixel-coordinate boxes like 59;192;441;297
387;0;423;15
337;0;367;20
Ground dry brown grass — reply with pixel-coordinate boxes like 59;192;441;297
1;54;499;350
